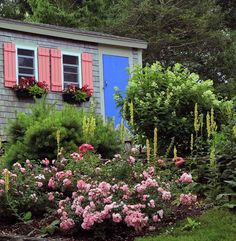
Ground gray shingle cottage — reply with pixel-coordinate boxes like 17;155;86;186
0;18;147;139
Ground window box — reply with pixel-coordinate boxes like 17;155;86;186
13;77;48;99
62;84;92;104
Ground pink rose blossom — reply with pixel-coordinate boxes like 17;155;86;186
36;181;43;187
179;172;193;183
148;199;155;208
114;154;121;159
157;209;164;219
56;171;65;180
112;213;122;223
63;178;71;187
42;158;50;166
131;147;138;155
128;156;135;165
77;180;87;190
60;218;75;231
162;191;171;200
98;182;111;192
48;192;54;201
19;167;26;173
95;167;101;174
180;193;197;205
0;179;5;185
48;177;56;189
71;152;83;161
157;159;165;167
152;215;160;222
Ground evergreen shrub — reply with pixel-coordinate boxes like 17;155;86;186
4;97;121;167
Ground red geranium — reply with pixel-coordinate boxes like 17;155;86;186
173;157;185;167
79;144;95;155
81;85;93;97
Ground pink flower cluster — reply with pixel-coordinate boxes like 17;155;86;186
55;166;175;232
58;198;75;231
178;172;193;183
0;179;4;196
179;193;197;205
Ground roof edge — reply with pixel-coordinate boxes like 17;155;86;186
0;18;147;49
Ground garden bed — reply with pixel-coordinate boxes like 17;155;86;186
0;206;202;241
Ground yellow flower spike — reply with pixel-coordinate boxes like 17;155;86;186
210;146;216;168
123;100;127;117
194;103;200;135
109;118;114;131
206;111;211;138
174;145;177;159
90;117;96;138
153;128;158;159
146;139;150;161
89;99;95;114
4;170;10;193
210;108;217;134
56;130;60;155
225;101;232;117
190;134;194;152
120;118;125;143
199;114;204;137
82;116;87;137
233;125;236;137
130;101;134;126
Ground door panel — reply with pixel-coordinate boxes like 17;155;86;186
103;54;129;127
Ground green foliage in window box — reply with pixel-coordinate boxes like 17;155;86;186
62;84;92;104
13;77;48;98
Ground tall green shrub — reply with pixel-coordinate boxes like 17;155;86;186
115;62;227;155
4;98;121;167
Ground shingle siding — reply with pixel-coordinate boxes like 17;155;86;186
0;30;101;139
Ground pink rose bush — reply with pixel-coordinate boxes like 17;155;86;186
0;144;198;234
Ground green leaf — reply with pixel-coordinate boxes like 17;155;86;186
224;181;236;187
23;211;32;221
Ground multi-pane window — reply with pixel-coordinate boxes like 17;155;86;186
63;54;80;87
17;48;36;81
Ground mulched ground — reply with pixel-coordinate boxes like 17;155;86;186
0;206;202;241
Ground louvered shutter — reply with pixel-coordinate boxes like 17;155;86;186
81;53;93;91
3;43;16;87
38;47;50;89
50;49;62;92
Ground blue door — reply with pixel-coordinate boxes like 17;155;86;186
103;54;129;127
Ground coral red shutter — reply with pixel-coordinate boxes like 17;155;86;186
50;49;62;92
81;53;93;91
38;47;50;89
3;42;16;87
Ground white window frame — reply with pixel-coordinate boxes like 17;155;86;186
61;51;82;89
16;45;38;84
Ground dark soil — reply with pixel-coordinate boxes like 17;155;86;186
0;206;202;241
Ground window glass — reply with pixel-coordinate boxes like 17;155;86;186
63;55;78;65
17;48;35;80
63;54;79;86
18;57;34;68
17;49;34;57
